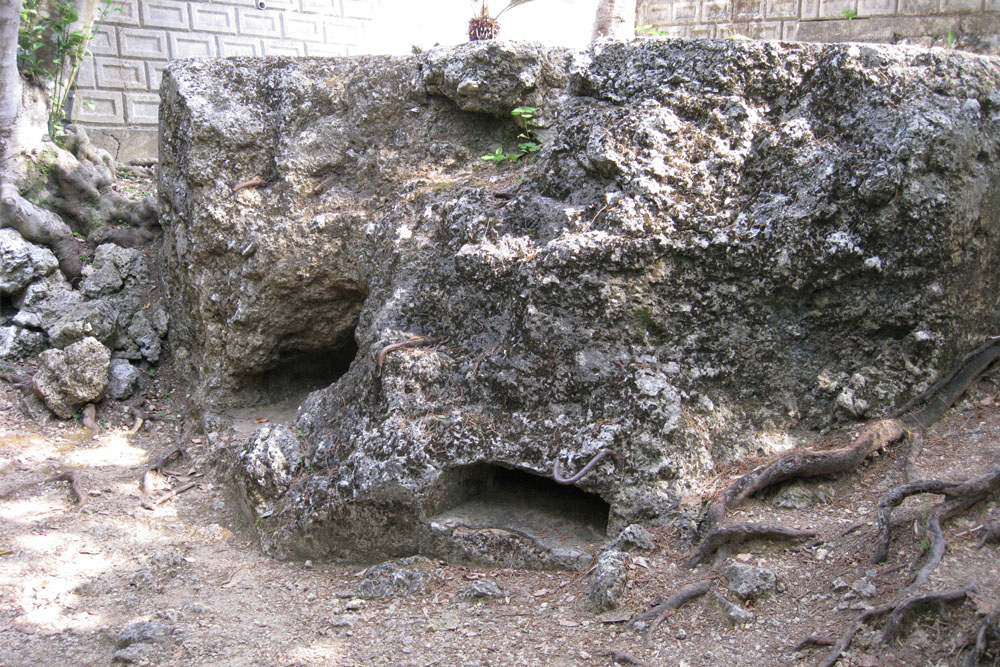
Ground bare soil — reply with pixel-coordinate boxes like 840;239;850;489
2;355;997;667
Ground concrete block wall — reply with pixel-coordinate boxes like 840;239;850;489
639;0;1000;46
72;0;379;162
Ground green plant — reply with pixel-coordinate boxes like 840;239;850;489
636;24;668;36
840;8;858;19
481;106;542;164
17;0;118;142
947;28;956;49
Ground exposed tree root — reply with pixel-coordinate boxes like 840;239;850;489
0;371;40;399
791;635;835;651
597;648;649;666
626;578;713;646
700;419;905;535
894;337;1000;429
901;429;924;483
0;183;85;281
682;523;816;569
686;339;1000;664
967;601;1000;667
141;423;195;508
817;585;976;667
0;470;87;505
872;478;963;565
874;465;1000;580
977;519;1000;547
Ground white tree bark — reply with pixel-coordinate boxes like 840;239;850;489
591;0;636;42
0;0;24;184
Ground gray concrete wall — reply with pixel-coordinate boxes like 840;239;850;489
72;0;379;162
638;0;1000;45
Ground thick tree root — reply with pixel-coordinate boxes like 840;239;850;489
682;523;816;569
874;465;1000;579
894;337;1000;429
817;585;976;667
0;183;85;281
0;470;88;505
967;601;1000;667
700;420;904;535
626;578;713;646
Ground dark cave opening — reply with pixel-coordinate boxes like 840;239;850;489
253;331;359;404
430;463;611;540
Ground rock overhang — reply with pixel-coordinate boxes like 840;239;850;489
158;39;1000;566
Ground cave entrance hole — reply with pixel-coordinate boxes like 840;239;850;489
256;332;359;404
225;326;359;436
428;464;611;565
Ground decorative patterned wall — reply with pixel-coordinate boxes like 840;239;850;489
639;0;1000;44
72;0;378;161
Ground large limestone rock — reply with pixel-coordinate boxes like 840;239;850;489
160;40;1000;564
33;336;111;418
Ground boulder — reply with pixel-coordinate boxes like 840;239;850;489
0;325;46;360
725;563;777;600
587;550;630;611
107;358;142;400
356;555;439;599
13;243;167;361
0;228;58;294
33;336;111;418
160;41;1000;564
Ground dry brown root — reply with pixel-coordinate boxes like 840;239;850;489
0;470;87;505
140;423;195;508
701;419;905;534
895;337;1000;429
874;465;1000;583
626;578;713;646
872;478;963;564
976;519;1000;547
967;601;1000;667
816;585;976;667
790;635;835;651
597;649;649;666
0;371;38;398
902;429;924;483
682;523;816;569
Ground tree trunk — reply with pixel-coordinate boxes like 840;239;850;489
0;0;23;184
591;0;637;42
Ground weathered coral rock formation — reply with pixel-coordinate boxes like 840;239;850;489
159;40;1000;566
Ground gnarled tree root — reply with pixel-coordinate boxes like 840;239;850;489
627;578;713;646
700;419;905;535
873;464;1000;590
0;470;87;505
682;523;816;569
816;585;975;667
966;601;1000;667
140;423;195;509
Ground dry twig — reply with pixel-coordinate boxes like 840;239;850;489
0;470;87;506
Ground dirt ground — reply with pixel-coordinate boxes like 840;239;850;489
1;350;998;667
1;175;998;666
